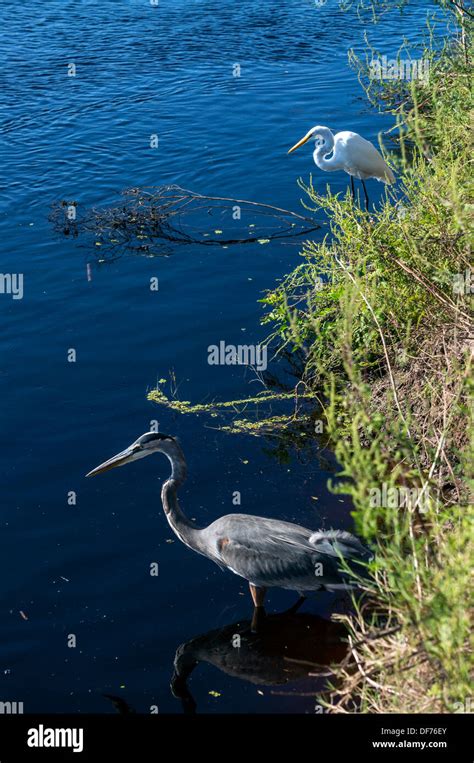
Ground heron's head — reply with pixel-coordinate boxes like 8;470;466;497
86;432;177;477
288;125;332;154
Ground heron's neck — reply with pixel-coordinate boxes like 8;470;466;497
160;443;204;554
313;129;339;172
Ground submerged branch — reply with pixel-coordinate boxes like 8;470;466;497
50;184;319;261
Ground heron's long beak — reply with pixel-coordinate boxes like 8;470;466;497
288;130;313;154
86;445;136;477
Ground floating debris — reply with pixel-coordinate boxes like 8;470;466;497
147;385;318;440
50;185;319;262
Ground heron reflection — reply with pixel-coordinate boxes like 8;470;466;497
171;609;348;713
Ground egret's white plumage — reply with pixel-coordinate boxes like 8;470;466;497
288;125;395;208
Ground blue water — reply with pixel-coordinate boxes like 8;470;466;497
0;0;445;714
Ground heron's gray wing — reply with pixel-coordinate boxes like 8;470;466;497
204;516;333;589
308;530;372;561
216;535;318;588
204;516;371;590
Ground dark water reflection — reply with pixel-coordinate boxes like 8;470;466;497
104;609;348;714
170;610;347;714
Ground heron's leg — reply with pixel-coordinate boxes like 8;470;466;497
249;584;267;633
361;179;369;211
251;607;266;633
350;175;355;201
284;595;307;615
249;583;267;608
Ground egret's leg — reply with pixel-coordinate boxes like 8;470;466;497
350;175;355;201
362;179;369;211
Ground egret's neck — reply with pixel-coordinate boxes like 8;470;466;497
160;442;204;554
313;128;339;172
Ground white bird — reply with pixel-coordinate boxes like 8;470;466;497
288;125;395;210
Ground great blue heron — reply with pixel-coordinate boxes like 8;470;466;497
288;125;395;210
86;432;371;620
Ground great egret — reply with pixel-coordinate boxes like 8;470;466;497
288;125;395;210
86;432;371;622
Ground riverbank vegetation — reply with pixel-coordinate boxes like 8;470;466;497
261;12;473;712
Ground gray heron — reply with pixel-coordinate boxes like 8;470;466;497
288;125;395;210
86;432;371;620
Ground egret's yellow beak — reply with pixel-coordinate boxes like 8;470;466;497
288;130;313;154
